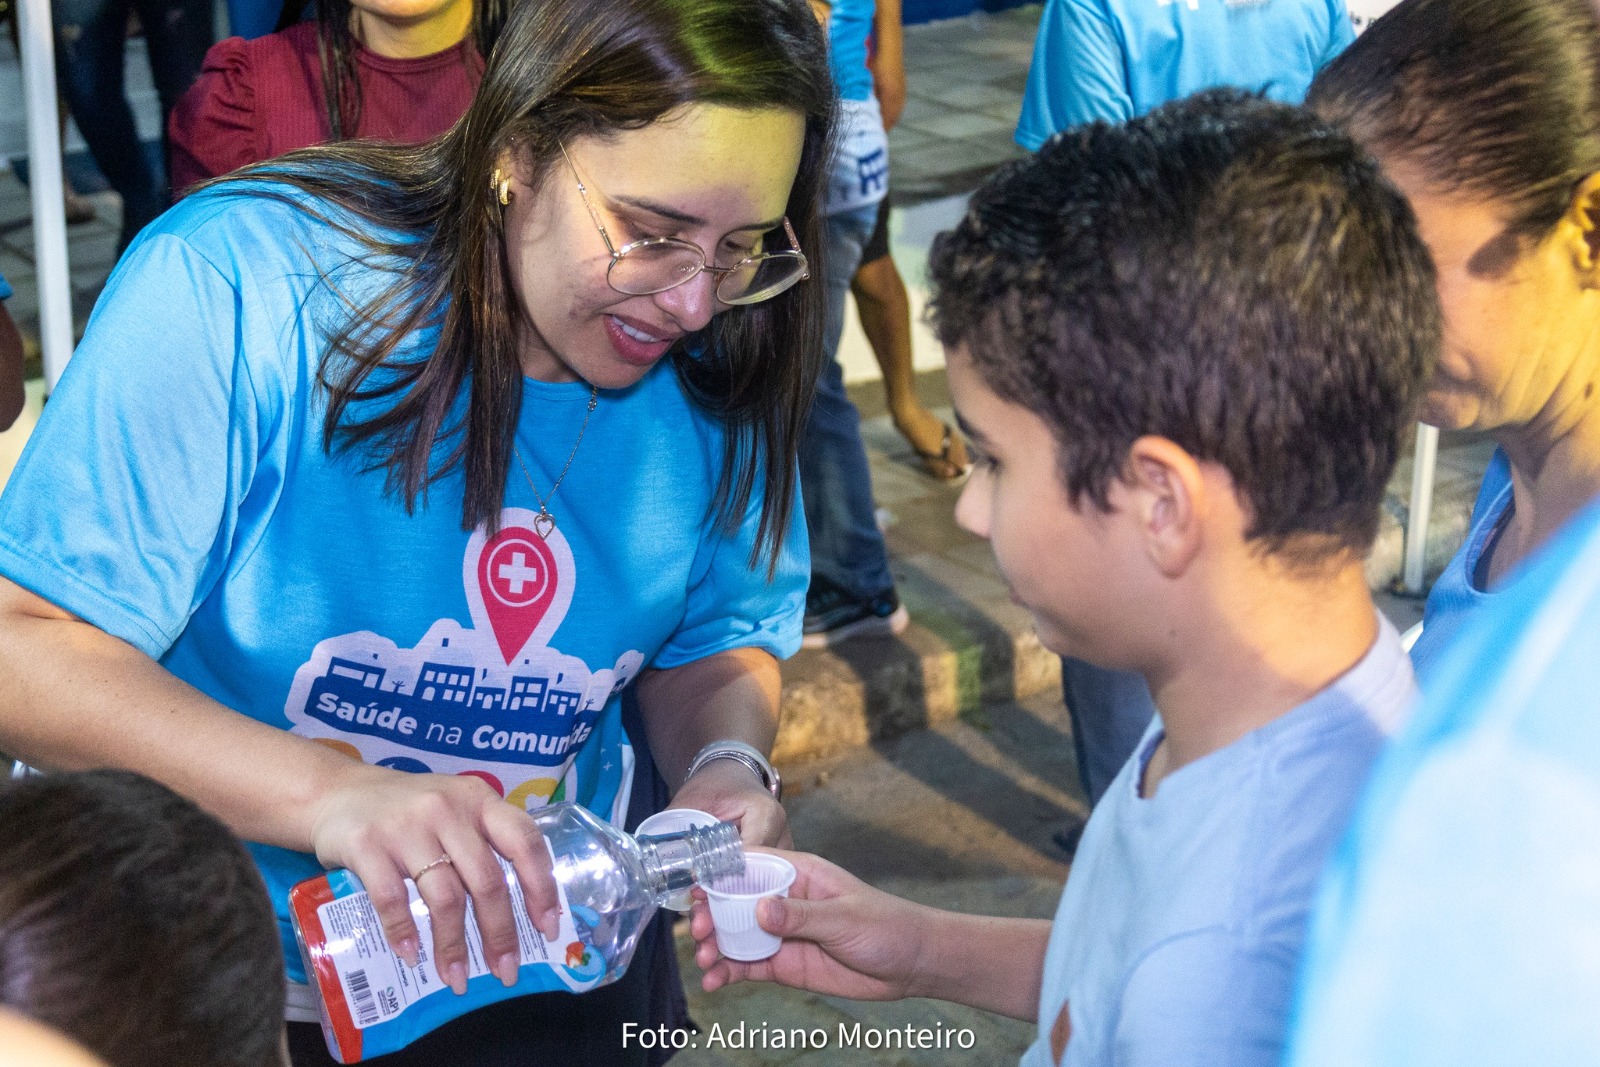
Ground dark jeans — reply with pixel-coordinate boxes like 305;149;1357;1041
287;688;688;1066
53;0;210;249
1061;656;1158;807
799;201;895;600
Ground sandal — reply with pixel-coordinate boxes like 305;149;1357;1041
914;422;973;483
63;187;97;226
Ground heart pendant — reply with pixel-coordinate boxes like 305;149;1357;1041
532;510;556;539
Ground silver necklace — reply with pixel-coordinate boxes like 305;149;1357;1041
512;385;599;539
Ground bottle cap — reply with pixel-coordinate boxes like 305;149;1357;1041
703;853;797;962
636;808;720;911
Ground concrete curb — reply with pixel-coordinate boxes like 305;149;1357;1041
774;583;1062;764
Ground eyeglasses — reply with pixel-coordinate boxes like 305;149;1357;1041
558;143;809;307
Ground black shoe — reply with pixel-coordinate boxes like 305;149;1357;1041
801;577;911;649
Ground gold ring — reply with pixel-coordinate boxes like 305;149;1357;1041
413;854;454;881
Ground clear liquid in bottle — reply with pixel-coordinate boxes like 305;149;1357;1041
290;801;744;1063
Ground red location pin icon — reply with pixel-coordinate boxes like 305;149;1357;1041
477;527;560;663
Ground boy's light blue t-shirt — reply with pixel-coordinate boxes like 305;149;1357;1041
0;185;807;981
1287;497;1600;1066
1022;615;1414;1067
1408;448;1513;681
1015;0;1354;150
0;270;11;300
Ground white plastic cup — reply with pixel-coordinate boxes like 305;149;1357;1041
703;853;797;962
636;808;720;912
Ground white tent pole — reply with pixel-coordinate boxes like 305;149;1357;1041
1402;423;1440;595
17;0;75;390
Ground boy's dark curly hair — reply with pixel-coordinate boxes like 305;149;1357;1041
928;89;1440;561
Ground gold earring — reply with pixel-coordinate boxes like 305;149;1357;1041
492;169;512;206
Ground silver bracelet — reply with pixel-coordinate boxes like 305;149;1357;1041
684;740;782;800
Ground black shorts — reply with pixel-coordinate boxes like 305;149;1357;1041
860;196;892;266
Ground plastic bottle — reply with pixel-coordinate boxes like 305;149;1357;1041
289;801;744;1063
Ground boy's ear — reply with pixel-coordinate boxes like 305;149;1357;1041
1120;436;1205;579
1564;171;1600;282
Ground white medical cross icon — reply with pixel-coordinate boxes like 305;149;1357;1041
498;551;541;595
486;537;549;607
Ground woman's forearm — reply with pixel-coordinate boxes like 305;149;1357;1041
0;577;365;849
635;646;782;790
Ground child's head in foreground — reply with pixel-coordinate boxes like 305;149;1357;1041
0;770;286;1067
927;90;1440;667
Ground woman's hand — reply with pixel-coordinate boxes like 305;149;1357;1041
670;758;790;847
310;763;560;994
690;847;929;1001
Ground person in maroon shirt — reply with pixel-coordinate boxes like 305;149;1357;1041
167;0;504;191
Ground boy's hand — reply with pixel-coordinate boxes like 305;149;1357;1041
691;848;927;1001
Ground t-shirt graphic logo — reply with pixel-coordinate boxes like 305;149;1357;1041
856;147;888;200
473;523;571;664
283;507;641;814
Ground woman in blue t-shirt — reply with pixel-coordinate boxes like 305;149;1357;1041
1308;0;1600;680
0;0;833;1062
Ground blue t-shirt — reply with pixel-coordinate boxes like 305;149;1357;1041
1015;0;1355;151
1287;496;1600;1066
828;0;876;102
1022;615;1414;1067
0;270;11;301
1408;448;1513;681
0;184;807;982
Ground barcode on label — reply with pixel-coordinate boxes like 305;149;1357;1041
347;968;380;1027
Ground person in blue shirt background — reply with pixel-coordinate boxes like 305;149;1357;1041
1015;0;1353;153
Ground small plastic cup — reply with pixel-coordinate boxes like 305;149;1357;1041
636;808;720;912
703;853;797;962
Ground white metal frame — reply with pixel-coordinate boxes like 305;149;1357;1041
17;0;75;389
1402;423;1440;595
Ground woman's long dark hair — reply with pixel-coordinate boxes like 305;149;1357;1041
273;0;507;139
1308;0;1600;239
229;0;833;571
